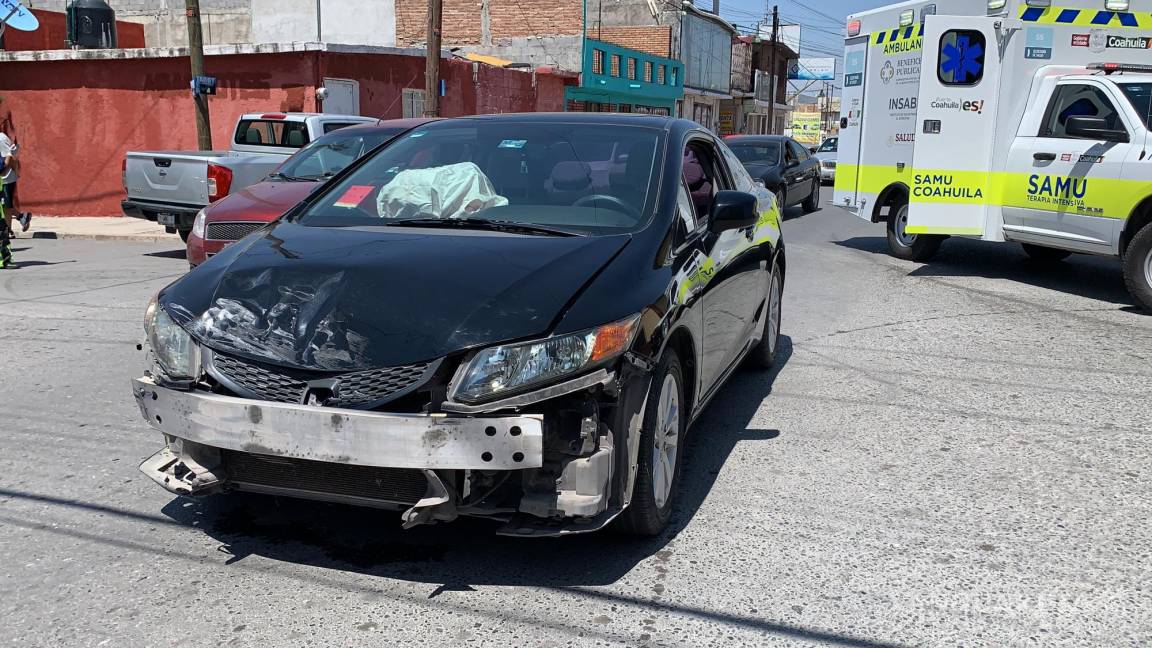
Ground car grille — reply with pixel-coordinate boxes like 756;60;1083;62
205;221;266;241
224;451;430;504
209;352;432;408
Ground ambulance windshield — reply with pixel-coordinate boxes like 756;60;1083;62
1119;83;1152;128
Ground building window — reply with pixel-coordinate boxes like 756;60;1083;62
592;49;605;75
670;67;678;87
627;58;637;80
611;54;621;77
402;89;425;118
644;61;653;83
658;65;666;85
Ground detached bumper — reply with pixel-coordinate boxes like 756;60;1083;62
132;376;543;471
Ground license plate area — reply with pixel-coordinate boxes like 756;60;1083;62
157;213;176;226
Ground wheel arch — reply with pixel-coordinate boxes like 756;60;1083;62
660;326;697;414
871;182;910;224
1120;196;1152;257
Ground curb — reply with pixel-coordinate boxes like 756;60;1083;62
15;231;182;243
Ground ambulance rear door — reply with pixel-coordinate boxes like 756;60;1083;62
834;37;869;211
908;16;1006;237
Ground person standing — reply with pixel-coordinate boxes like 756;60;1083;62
0;127;30;269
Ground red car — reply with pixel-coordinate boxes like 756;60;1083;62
186;119;434;267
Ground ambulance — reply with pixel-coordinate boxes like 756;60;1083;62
835;0;1152;309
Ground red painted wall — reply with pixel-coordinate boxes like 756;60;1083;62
0;49;570;217
2;9;145;51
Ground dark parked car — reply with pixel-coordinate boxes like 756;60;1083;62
134;114;786;538
186;119;434;268
726;135;822;214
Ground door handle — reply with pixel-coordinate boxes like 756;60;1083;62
1033;152;1057;161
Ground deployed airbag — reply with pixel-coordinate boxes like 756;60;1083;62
377;162;509;220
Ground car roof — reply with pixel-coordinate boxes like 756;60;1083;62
725;135;790;144
424;112;690;131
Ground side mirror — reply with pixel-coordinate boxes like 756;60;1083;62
808;146;818;154
1065;116;1129;143
710;190;759;234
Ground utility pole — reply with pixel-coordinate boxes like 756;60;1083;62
425;0;443;117
766;4;779;134
185;0;212;150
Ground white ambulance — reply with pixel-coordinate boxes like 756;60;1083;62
835;0;1152;309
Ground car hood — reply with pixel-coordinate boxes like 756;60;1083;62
814;152;837;163
744;162;782;179
161;221;630;371
205;180;319;222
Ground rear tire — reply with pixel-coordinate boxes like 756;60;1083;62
746;259;783;370
774;189;787;217
886;203;943;262
802;179;820;213
617;352;686;537
1021;243;1071;263
1122;223;1152;311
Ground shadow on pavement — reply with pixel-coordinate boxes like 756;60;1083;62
7;260;76;268
145;248;187;260
836;235;1137;307
155;337;795;591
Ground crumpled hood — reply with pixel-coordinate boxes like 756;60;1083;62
162;221;630;371
204;180;319;222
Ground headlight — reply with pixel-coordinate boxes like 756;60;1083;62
450;315;640;404
191;209;207;239
145;295;201;380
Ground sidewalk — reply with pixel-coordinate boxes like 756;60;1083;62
12;216;181;242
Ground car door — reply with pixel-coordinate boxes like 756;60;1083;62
689;134;770;396
1001;81;1135;254
783;140;810;205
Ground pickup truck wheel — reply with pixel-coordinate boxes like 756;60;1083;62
1021;244;1071;263
887;203;943;262
1123;223;1152;311
802;179;820;213
616;351;685;537
178;229;191;243
746;259;783;370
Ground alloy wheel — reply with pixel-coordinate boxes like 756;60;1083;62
651;373;681;509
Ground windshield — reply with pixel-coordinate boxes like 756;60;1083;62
817;138;838;153
296;121;663;234
277;128;402;181
729;142;782;166
1119;83;1152;128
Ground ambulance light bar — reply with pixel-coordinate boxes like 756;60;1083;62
899;9;914;26
1025;0;1051;6
1090;62;1152;74
1105;1;1129;11
847;19;861;37
987;0;1007;10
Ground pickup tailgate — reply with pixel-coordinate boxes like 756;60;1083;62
125;151;220;206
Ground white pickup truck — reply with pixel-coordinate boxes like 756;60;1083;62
122;112;375;240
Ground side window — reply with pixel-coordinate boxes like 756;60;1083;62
938;29;986;86
1041;84;1125;138
784;142;798;166
676;180;698;234
789;141;810;162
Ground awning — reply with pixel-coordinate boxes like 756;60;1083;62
460;52;514;67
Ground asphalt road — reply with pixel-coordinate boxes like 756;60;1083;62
2;203;1150;647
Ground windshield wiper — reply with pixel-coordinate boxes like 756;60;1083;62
267;171;312;182
384;218;581;237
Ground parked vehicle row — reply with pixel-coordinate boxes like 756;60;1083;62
727;135;823;214
122;112;375;241
133;114;787;537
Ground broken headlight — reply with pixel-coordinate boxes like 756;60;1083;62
145;295;201;381
450;315;639;404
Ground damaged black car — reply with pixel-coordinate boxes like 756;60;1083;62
133;114;786;537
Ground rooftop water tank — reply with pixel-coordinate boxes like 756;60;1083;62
66;0;117;49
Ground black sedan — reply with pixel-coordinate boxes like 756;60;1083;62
133;114;786;538
726;135;822;215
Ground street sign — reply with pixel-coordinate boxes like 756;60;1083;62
0;0;38;32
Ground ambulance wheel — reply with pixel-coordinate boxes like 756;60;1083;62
887;204;942;262
1122;223;1152;311
1021;244;1071;263
802;180;820;213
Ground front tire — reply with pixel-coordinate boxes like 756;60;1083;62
802;179;820;213
887;203;943;261
1123;223;1152;311
617;352;686;537
1021;243;1071;263
746;259;783;370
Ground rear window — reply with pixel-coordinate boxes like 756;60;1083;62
235;119;311;149
729;142;782;166
296;121;665;235
278;128;403;181
1119;83;1152;129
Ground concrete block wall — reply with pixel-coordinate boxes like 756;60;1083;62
31;0;253;47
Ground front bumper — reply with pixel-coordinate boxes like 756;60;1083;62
132;376;543;471
820;167;836;183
